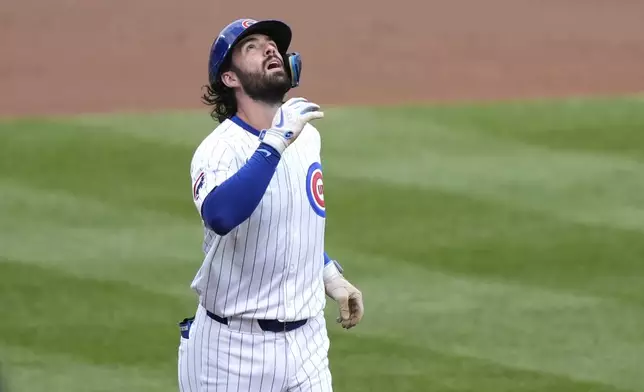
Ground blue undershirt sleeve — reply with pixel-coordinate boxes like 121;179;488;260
200;142;280;235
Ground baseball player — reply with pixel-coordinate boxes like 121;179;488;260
177;18;365;392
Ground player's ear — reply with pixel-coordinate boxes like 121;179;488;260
221;70;240;89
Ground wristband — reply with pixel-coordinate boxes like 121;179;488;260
258;128;293;154
323;259;344;282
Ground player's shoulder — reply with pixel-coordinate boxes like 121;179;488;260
195;118;250;152
190;119;244;170
303;122;321;136
301;123;321;146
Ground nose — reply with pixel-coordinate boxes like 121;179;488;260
264;43;277;57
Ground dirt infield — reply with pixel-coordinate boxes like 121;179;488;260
2;0;644;116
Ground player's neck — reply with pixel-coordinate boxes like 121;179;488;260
235;97;281;132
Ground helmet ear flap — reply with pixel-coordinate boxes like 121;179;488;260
285;52;302;88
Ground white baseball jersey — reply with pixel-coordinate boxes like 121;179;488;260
188;115;328;322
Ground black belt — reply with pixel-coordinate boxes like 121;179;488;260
207;310;307;332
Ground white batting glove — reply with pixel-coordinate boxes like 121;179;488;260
259;97;324;154
324;261;364;330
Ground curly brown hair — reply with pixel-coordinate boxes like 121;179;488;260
201;59;237;123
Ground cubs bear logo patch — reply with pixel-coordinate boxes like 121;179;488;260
193;171;205;200
306;162;325;218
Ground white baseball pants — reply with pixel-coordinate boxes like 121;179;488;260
177;304;333;392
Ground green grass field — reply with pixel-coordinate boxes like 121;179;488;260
1;95;644;392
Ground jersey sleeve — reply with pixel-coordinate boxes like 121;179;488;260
190;140;241;213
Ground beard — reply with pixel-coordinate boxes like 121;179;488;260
231;63;291;105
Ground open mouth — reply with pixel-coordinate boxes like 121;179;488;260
266;59;282;70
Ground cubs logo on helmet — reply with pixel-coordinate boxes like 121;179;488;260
306;162;325;218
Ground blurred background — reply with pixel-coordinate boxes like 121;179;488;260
3;0;644;115
1;1;644;391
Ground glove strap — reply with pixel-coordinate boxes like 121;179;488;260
323;260;343;283
258;128;291;154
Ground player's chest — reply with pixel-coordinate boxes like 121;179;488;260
271;142;325;216
236;133;326;219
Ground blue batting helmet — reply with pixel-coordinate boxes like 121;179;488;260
207;18;302;88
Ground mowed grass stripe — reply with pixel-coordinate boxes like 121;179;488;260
1;95;643;391
0;119;196;218
319;105;644;232
324;177;644;305
395;96;644;160
325;248;644;391
0;259;188;367
3;97;643;231
1;346;176;392
328;333;633;392
0;179;202;296
0;178;193;227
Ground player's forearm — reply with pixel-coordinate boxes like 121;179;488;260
201;143;280;235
